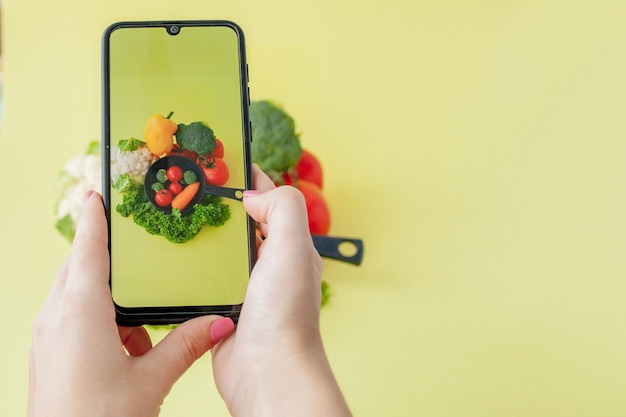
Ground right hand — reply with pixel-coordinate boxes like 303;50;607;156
211;166;352;417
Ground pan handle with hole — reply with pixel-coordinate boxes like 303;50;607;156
204;185;244;201
311;235;364;265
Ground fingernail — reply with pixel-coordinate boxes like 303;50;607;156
243;189;263;198
83;190;94;204
210;317;235;344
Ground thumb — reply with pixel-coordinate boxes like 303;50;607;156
141;316;235;387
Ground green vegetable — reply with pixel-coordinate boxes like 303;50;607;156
116;185;230;243
118;137;147;152
183;170;198;184
55;213;76;241
321;280;330;306
156;169;168;183
151;182;164;192
176;122;216;155
86;140;101;155
113;173;133;192
249;100;302;173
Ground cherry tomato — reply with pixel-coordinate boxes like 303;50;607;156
200;157;230;186
167;144;198;161
297;179;330;235
154;189;174;207
168;182;183;195
166;166;184;182
296;149;323;189
212;138;225;159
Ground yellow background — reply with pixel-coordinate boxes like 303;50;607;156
2;1;626;416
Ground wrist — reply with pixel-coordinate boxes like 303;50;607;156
230;345;351;417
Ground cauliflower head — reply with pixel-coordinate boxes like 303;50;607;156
110;144;157;183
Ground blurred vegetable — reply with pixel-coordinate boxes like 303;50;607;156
144;111;176;156
295;149;323;189
321;281;330;306
55;141;101;241
176;121;216;155
249;100;302;176
298;180;331;235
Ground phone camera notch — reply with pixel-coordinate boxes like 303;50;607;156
167;25;180;36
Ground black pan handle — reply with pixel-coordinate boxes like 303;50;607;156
312;235;364;265
203;186;245;201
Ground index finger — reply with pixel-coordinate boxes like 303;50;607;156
62;192;112;316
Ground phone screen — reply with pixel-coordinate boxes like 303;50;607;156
103;22;254;323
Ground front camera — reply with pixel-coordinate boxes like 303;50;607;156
168;25;180;35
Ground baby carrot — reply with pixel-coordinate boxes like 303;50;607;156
171;182;200;211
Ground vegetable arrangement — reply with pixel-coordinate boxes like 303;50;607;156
112;111;233;243
250;101;330;235
150;165;199;211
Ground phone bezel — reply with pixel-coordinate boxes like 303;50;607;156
101;20;255;326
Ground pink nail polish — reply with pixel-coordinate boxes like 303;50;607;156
83;190;94;204
243;190;263;198
210;317;235;344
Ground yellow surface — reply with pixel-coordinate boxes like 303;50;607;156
2;1;626;416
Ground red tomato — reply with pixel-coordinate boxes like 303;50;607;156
168;144;198;161
168;182;183;195
297;180;330;235
296;149;323;189
155;189;174;207
166;166;184;182
280;171;295;186
212;138;225;159
200;157;230;186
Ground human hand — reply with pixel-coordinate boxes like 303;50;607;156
28;192;235;417
212;166;352;417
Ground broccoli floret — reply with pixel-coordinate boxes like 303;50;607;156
183;170;198;184
176;121;216;155
156;169;168;183
249;100;302;173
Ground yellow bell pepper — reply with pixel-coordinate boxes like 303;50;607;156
144;111;177;156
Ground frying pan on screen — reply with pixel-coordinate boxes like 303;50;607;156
145;155;244;215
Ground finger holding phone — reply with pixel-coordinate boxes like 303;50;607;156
28;191;235;417
213;166;352;417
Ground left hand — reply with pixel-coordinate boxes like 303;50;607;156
28;191;234;417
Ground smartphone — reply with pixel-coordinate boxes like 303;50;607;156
102;21;255;326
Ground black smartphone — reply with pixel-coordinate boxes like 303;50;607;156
102;21;255;326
